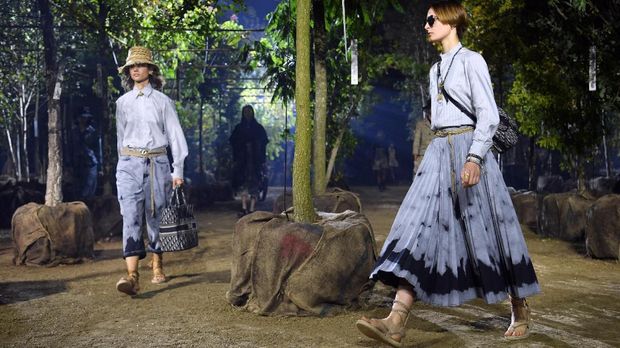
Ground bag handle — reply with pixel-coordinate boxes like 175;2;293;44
168;185;187;207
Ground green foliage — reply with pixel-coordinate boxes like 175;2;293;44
253;0;296;105
0;1;41;117
254;0;404;175
465;0;619;174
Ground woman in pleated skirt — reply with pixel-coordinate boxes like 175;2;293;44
355;2;540;347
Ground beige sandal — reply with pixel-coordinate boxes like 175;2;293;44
356;300;411;348
116;271;140;295
151;254;168;284
504;297;531;340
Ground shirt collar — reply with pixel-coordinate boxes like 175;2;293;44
133;83;154;98
440;42;463;61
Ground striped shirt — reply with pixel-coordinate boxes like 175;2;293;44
115;84;189;179
429;43;499;158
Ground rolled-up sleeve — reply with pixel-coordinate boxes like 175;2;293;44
465;54;499;158
163;97;188;179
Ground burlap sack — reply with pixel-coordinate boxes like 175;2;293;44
227;210;376;316
12;202;95;266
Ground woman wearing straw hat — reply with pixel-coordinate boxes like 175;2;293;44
114;46;188;295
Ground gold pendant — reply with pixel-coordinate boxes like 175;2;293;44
437;93;444;101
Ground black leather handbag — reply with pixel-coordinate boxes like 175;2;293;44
441;86;519;153
159;186;198;252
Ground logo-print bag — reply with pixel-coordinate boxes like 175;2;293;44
159;186;199;251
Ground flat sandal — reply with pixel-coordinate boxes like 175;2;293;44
504;298;531;340
356;300;411;347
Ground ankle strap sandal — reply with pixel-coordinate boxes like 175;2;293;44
151;254;168;284
116;271;140;296
355;299;412;348
505;297;531;340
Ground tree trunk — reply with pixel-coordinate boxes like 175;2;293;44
527;137;536;191
96;0;113;195
198;96;204;174
23;102;30;182
38;0;63;206
34;88;41;181
19;83;35;182
292;0;316;223
312;0;327;195
16;130;22;181
325;106;356;186
2;111;17;176
325;129;343;187
576;155;586;193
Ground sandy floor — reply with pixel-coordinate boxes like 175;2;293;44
1;185;619;347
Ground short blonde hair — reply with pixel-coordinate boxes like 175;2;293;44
431;1;468;39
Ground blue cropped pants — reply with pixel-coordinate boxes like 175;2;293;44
116;153;171;259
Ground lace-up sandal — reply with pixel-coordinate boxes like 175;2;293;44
356;300;411;348
116;271;140;296
504;298;531;340
151;254;167;284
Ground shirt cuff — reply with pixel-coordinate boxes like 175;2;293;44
171;166;183;180
468;140;491;159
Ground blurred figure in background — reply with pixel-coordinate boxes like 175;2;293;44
372;130;389;191
72;107;100;199
230;105;268;216
412;104;435;178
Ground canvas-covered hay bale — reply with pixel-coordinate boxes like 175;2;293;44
227;210;376;316
538;193;594;241
585;194;620;260
511;191;539;232
273;188;362;214
12;202;95;266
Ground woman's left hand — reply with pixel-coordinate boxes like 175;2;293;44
173;177;184;188
461;161;481;188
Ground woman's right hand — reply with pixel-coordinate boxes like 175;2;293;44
461;161;481;188
172;177;184;188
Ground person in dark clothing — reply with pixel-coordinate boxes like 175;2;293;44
229;105;268;216
372;130;389;191
72;107;100;199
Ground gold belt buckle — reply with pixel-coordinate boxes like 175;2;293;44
140;149;148;155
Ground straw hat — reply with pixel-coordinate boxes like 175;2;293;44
118;46;160;74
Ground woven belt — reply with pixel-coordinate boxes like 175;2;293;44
120;146;167;217
431;127;474;201
434;126;474;138
120;147;167;157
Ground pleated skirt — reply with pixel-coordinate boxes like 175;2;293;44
370;130;540;307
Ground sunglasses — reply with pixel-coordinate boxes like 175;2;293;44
426;15;439;27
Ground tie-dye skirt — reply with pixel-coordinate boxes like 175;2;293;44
370;130;540;306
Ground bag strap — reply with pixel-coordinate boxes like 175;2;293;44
441;86;477;123
176;186;187;205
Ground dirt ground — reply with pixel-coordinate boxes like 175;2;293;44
1;185;619;348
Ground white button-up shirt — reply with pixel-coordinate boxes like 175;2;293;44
429;43;499;158
115;84;189;179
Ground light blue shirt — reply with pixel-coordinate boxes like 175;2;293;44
115;84;189;179
429;43;499;158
